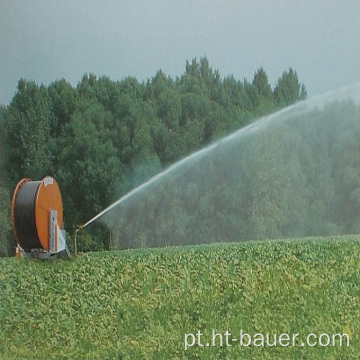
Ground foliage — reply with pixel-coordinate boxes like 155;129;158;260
0;57;307;252
0;186;13;257
0;107;15;256
107;99;360;249
55;99;123;233
250;67;274;115
0;236;359;359
2;79;53;183
274;68;307;107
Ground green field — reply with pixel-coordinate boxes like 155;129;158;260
1;236;360;359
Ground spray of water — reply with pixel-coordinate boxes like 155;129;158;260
83;83;360;249
82;103;295;228
82;142;219;228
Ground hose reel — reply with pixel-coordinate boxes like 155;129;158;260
11;176;71;258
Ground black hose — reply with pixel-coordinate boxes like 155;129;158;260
13;181;42;251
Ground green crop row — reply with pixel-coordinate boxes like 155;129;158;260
0;235;360;359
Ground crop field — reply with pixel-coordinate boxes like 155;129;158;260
0;235;360;359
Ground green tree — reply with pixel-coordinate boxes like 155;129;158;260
248;67;274;115
274;68;307;107
0;105;6;184
220;75;253;132
240;130;285;240
0;107;13;256
3;79;53;183
48;79;79;136
77;73;98;99
56;99;123;249
156;88;181;131
0;58;310;253
0;186;13;257
327;100;360;233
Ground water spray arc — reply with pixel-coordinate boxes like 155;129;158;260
78;105;288;230
76;83;360;250
76;100;301;234
77;142;220;230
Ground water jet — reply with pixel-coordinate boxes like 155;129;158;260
80;84;360;250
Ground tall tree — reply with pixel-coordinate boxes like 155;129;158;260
274;68;307;107
0;58;311;254
0;186;13;257
248;67;274;115
48;79;79;137
3;79;53;183
55;99;123;245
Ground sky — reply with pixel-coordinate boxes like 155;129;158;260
1;0;360;106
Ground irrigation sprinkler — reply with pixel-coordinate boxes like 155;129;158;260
11;176;71;259
73;224;84;257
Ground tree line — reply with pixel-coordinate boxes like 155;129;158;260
107;98;360;249
0;57;307;255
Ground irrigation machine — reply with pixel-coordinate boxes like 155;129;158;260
11;176;71;259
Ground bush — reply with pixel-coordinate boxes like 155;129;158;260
0;187;14;257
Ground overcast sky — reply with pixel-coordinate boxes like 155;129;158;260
1;0;360;105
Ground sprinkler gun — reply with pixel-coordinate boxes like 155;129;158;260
74;224;84;257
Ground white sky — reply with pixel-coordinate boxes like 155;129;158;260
1;0;360;105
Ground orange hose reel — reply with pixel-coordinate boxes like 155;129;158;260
11;176;70;257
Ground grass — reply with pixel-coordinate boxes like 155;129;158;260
0;235;360;359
